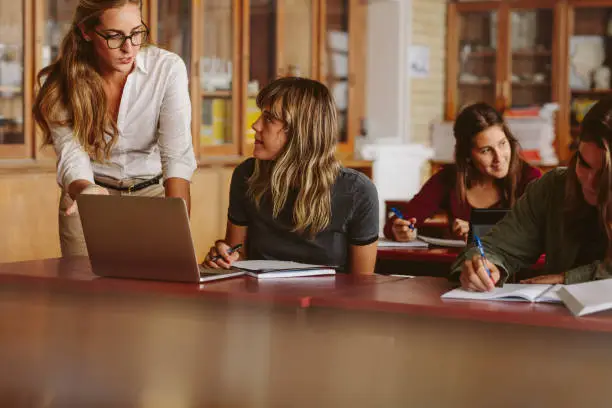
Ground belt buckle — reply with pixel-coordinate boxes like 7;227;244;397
127;183;134;195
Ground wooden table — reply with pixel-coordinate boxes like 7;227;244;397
376;247;461;276
376;247;546;280
1;258;611;407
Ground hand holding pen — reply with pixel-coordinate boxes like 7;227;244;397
390;207;418;242
204;242;243;269
459;235;501;291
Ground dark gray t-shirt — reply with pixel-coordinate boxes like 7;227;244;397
228;158;379;271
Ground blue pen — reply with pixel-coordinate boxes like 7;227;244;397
474;235;493;281
390;207;415;231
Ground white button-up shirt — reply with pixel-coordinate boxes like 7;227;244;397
52;46;197;189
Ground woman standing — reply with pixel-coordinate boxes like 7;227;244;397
33;0;197;257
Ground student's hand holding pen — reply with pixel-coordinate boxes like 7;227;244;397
204;241;242;269
459;254;501;292
389;208;418;242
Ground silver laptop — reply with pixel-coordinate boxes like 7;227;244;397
77;195;244;283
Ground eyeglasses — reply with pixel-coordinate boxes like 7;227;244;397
93;26;149;49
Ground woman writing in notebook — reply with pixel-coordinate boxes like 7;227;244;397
384;103;541;242
203;77;379;274
33;0;196;257
452;98;612;291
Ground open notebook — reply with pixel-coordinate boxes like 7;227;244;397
557;279;612;316
417;235;466;248
377;237;429;248
441;284;564;303
231;260;336;279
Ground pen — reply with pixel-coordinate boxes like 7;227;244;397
390;207;415;231
474;235;493;282
210;244;243;262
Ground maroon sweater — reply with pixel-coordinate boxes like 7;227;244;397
383;163;542;239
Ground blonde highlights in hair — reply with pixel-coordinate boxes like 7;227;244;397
33;0;143;161
247;77;341;237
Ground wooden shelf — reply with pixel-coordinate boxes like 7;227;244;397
512;50;552;57
571;89;612;97
0;86;22;94
201;90;232;98
458;81;493;86
512;82;551;88
467;51;496;58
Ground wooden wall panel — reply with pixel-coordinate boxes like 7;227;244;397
190;168;224;263
0;172;61;262
0;167;235;264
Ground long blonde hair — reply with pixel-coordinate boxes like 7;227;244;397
565;98;612;260
33;0;143;161
247;77;341;237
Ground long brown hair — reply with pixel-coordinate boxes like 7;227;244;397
247;77;341;237
565;98;612;257
33;0;143;161
453;102;525;206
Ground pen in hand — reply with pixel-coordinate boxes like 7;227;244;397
210;244;243;262
390;207;415;231
474;235;494;285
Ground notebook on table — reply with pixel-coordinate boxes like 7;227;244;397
231;260;336;279
417;235;466;248
557;279;612;317
441;284;564;303
377;237;429;248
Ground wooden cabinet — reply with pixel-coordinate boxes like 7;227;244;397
564;1;612;159
0;0;32;158
447;0;571;161
0;0;368;164
147;0;367;163
448;1;562;115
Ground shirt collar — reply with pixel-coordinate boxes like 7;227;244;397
135;50;148;74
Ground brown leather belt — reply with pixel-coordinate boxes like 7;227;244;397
95;174;163;193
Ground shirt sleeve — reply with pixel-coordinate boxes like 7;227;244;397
383;167;450;239
227;159;253;226
52;125;95;189
449;170;556;282
348;175;379;246
157;56;197;182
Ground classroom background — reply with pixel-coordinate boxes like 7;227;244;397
0;0;607;262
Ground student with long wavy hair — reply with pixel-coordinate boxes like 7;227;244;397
33;0;196;257
384;102;541;242
452;98;612;291
203;77;379;274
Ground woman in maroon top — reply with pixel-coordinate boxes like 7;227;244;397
384;103;542;242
